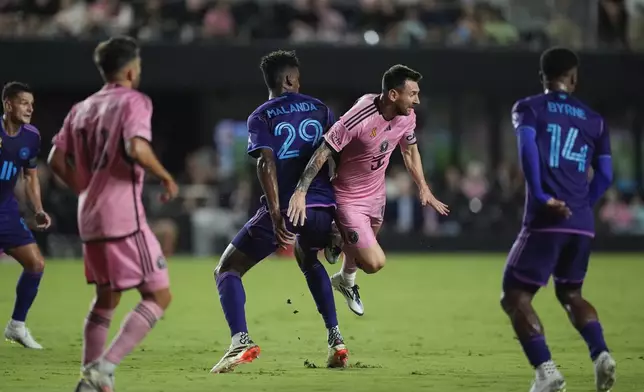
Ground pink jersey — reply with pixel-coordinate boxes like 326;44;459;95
324;94;417;204
52;84;153;242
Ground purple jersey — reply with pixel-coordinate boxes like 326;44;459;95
512;91;611;235
0;123;40;212
247;92;335;209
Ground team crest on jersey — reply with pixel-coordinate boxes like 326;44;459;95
347;230;359;245
19;147;30;160
370;127;377;138
157;256;167;270
380;140;389;153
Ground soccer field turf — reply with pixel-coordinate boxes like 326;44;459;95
0;254;642;392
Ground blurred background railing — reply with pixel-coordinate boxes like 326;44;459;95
1;0;643;257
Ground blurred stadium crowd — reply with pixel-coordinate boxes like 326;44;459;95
0;0;641;49
2;0;643;258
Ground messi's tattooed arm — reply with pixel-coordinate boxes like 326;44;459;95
295;142;336;193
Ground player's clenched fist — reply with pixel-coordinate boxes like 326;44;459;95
287;190;307;227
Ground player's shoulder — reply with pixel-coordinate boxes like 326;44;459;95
341;93;378;129
293;92;327;107
22;123;40;136
569;96;602;120
511;93;544;113
121;89;152;108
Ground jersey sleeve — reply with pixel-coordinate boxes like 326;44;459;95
122;94;153;142
511;100;537;131
26;134;41;169
323;120;354;153
399;112;418;148
247;114;272;158
52;109;74;154
594;119;612;160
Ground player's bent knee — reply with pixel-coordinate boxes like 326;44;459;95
554;285;582;306
94;286;121;310
142;288;172;310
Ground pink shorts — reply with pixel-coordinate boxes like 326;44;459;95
83;226;170;292
335;201;385;249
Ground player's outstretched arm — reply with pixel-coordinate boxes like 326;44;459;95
257;148;294;248
287;142;335;227
400;143;449;215
22;167;51;230
126;137;178;202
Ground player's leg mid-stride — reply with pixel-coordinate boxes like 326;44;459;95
501;233;615;392
211;245;262;374
328;213;385;317
211;206;349;373
4;243;46;349
77;284;172;392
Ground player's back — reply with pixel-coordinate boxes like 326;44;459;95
515;91;604;231
248;92;335;208
58;84;152;241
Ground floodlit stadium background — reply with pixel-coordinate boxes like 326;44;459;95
0;1;643;391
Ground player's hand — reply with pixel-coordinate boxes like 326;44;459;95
546;198;572;219
34;211;51;230
160;177;179;203
271;212;296;249
287;190;307;227
419;187;450;215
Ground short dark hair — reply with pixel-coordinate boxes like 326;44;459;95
260;50;299;90
2;81;32;101
540;47;579;81
382;65;422;92
94;36;140;80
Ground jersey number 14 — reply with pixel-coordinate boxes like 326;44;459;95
547;123;588;172
274;118;323;160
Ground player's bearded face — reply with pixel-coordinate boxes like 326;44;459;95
394;80;420;116
5;92;34;124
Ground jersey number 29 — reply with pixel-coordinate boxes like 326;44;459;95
274;118;323;160
547;123;588;172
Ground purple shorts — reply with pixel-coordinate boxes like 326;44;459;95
503;229;592;291
232;206;334;263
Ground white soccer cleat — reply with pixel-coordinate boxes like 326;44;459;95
594;351;616;392
327;341;349;368
210;339;261;374
529;361;566;392
4;320;43;349
331;273;364;316
81;362;115;392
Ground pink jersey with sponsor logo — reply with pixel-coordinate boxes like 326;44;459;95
52;84;153;242
323;94;417;204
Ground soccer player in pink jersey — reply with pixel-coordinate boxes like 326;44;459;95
47;36;179;392
288;65;449;316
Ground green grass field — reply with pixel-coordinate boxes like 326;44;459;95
0;254;643;392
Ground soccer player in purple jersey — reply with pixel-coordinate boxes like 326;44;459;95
501;48;615;392
1;82;51;349
49;37;179;392
210;50;348;373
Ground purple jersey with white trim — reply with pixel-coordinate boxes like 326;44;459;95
0;123;40;212
247;92;335;209
512;91;610;235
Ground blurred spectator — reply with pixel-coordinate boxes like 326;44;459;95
202;1;235;39
87;0;134;38
598;0;629;49
53;0;89;38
